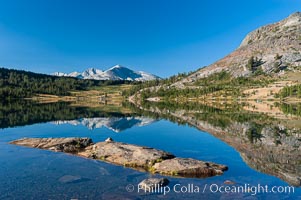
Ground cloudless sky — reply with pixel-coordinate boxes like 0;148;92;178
0;0;300;77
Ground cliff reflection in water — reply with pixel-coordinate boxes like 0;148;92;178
129;101;301;186
1;100;300;186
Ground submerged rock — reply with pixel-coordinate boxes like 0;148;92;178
10;137;228;178
58;175;83;184
138;178;169;191
152;158;228;177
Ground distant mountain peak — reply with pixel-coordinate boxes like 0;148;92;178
110;64;124;69
52;65;160;81
288;11;301;18
107;65;128;72
283;11;301;27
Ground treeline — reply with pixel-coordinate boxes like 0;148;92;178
140;86;228;100
277;84;301;98
0;100;136;129
0;68;131;99
136;71;274;100
122;72;192;97
193;71;272;87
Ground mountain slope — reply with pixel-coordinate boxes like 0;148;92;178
175;12;301;87
53;65;160;81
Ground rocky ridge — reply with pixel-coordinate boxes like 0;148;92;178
175;12;301;87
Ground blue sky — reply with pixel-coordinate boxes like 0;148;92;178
0;0;300;77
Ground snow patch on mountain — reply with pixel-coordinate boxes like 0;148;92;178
52;65;160;81
52;117;158;132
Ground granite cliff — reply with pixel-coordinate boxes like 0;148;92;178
175;12;301;86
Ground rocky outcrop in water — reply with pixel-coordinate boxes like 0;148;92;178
10;137;228;178
79;140;175;169
10;137;93;153
152;158;227;177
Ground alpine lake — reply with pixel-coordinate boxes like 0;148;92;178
0;100;300;200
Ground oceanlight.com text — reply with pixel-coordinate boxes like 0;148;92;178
126;183;295;196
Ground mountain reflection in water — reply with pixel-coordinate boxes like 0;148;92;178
52;117;157;132
0;100;300;187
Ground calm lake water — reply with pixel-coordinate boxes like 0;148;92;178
0;103;300;199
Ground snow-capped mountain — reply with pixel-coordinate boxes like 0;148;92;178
52;117;157;132
52;65;160;81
